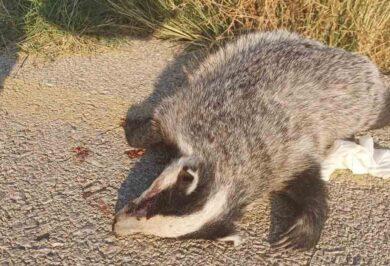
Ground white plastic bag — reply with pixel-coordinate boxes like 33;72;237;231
321;135;390;181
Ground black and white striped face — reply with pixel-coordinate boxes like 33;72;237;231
113;156;241;244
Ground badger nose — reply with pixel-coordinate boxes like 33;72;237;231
112;202;140;236
112;204;128;234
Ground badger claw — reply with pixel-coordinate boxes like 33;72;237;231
271;214;322;251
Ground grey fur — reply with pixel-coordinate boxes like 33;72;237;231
117;30;390;249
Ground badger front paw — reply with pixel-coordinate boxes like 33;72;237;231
271;210;325;250
270;162;329;251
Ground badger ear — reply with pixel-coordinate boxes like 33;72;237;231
178;166;199;195
177;156;201;195
133;155;202;204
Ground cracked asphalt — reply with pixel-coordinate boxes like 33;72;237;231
0;39;389;265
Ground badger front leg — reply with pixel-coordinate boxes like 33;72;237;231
271;162;329;250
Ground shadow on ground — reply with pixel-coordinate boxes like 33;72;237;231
114;144;176;212
0;45;17;92
115;50;200;211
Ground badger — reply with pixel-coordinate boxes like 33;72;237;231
113;31;390;250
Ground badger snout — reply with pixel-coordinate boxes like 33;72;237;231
112;203;142;236
113;197;158;236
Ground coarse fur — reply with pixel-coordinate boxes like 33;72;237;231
114;30;390;250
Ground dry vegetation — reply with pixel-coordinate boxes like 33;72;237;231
0;0;127;57
109;0;390;70
1;0;389;70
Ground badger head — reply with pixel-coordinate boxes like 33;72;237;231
113;155;244;245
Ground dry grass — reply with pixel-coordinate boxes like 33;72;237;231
0;0;389;70
0;0;129;57
108;0;390;71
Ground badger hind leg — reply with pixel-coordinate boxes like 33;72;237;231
271;163;329;250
